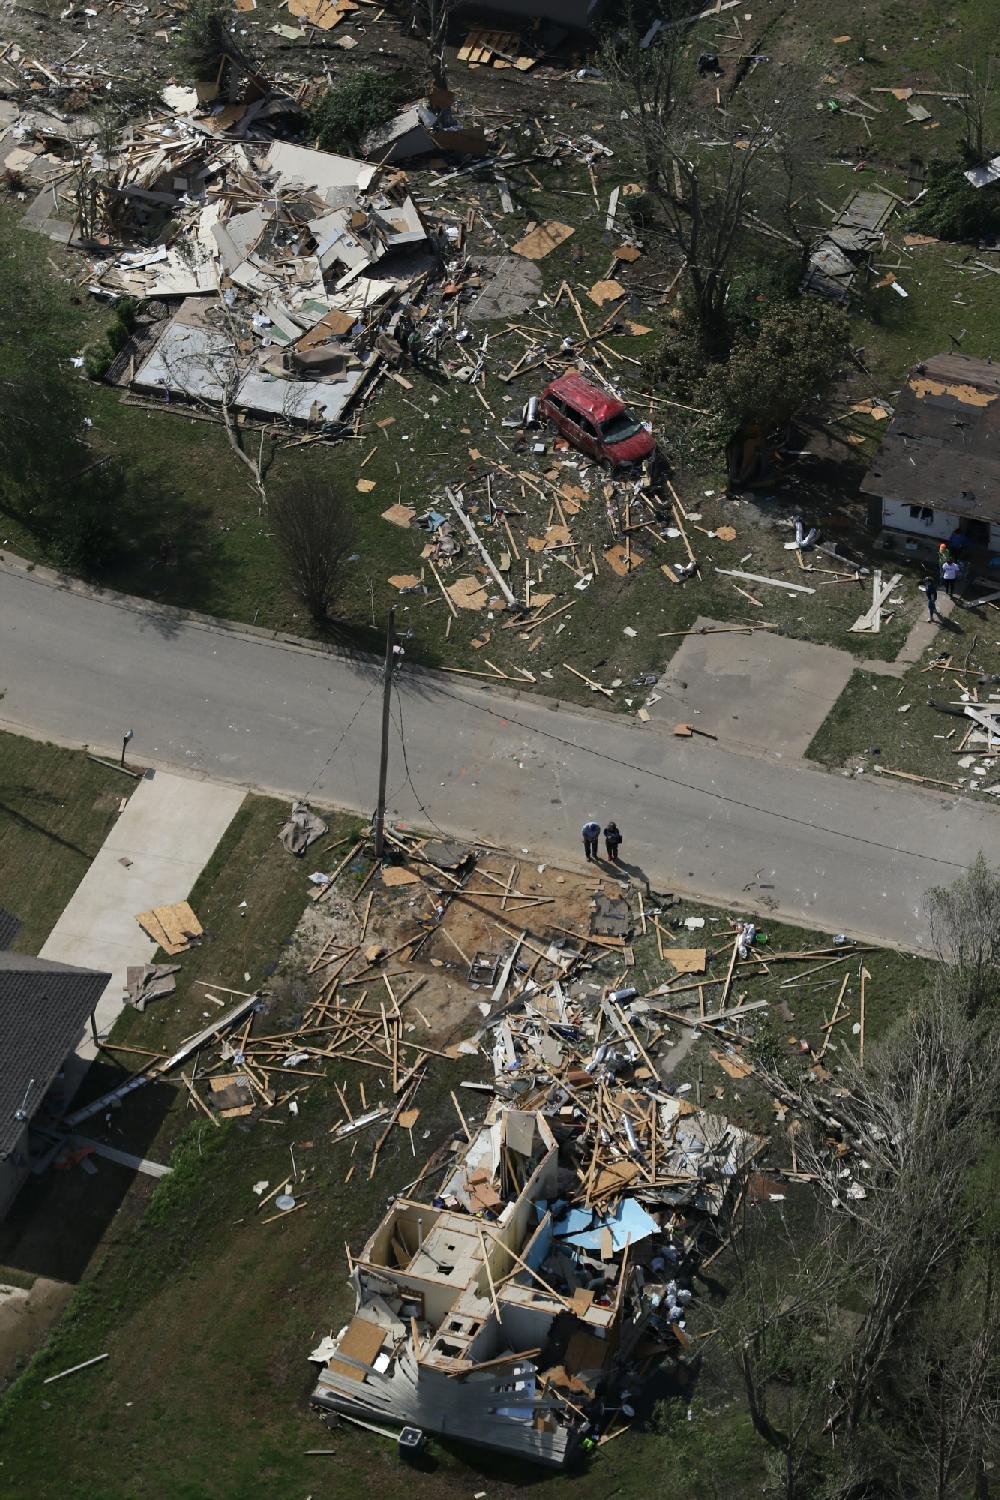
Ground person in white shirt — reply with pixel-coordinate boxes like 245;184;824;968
941;558;960;599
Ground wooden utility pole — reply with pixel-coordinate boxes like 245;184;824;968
373;607;396;861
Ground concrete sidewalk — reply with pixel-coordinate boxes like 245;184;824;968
39;770;244;1088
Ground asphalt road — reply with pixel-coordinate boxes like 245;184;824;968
1;559;994;953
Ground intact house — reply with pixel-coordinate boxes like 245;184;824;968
0;953;110;1219
860;354;1000;555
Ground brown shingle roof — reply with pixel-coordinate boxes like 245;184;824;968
0;953;110;1157
860;354;1000;522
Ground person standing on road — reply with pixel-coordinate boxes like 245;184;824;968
942;557;960;599
603;820;623;864
922;574;942;622
582;820;601;863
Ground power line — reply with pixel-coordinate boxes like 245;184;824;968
426;682;969;873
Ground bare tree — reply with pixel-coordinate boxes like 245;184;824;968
714;1197;844;1499
409;0;455;88
268;476;353;622
602;19;818;352
156;286;301;505
927;851;1000;1017
952;57;998;165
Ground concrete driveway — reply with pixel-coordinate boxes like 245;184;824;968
39;770;244;1081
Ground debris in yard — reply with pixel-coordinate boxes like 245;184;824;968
280;801;329;857
125;963;181;1011
135;901;203;956
510;221;575;260
42;1353;109;1385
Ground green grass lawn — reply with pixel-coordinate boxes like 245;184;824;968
0;732;135;955
807;608;1000;800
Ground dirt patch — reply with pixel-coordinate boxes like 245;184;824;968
294;851;633;1048
0;1275;73;1388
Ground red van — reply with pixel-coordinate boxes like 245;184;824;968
539;372;656;469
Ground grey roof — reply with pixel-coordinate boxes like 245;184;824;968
0;952;110;1157
860;354;1000;522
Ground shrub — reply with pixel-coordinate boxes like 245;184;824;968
910;158;1000;243
697;296;852;447
176;0;236;79
310;69;403;154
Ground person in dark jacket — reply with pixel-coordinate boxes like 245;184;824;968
603;821;623;863
922;574;941;622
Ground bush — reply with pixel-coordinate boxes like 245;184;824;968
910;158;1000;243
176;0;235;78
84;345;112;380
310;69;404;154
696;296;852;447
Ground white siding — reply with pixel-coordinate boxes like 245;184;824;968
882;499;960;542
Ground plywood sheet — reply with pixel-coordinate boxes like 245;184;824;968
711;1048;753;1080
135;901;203;955
604;544;644;577
588;279;626;306
327;1314;386;1381
511;221;574;260
663;947;707;974
447;576;489;610
382;866;421;887
381;504;415;528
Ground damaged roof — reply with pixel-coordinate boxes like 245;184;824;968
860;354;1000;520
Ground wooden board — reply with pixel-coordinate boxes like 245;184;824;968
447;576;489;610
326;1315;386;1381
382;866;421;887
663;947;707;974
592;1159;641;1197
511;221;574;261
381;504;415;528
604;544;644;577
588;279;627;306
710;1048;753;1080
135;901;203;956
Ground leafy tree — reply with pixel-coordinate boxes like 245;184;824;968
910;159;1000;243
696;297;851;447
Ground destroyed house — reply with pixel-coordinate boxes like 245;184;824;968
82;128;431;429
0;953;109;1219
861;354;1000;552
311;1092;759;1464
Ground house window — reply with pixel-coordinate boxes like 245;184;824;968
908;505;934;522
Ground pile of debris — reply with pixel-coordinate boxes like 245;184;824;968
303;838;770;1465
67;114;438;427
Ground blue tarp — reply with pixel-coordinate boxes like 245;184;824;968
552;1197;659;1252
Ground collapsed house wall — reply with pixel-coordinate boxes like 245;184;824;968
310;1083;759;1465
